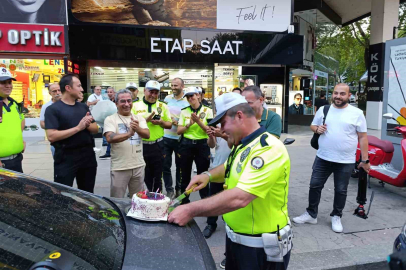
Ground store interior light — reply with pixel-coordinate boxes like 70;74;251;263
157;68;163;72
201;70;208;72
108;67;114;70
191;69;197;71
95;66;103;70
144;68;151;71
121;67;127;71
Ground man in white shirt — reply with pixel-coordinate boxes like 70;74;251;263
293;83;370;233
104;89;150;198
40;83;61;156
86;85;103;109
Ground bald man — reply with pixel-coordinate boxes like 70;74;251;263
293;83;370;233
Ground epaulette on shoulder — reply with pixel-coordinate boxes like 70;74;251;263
181;106;191;111
260;134;269;147
203;104;212;109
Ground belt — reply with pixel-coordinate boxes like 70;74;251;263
183;137;207;145
142;137;163;145
0;153;21;161
225;224;264;248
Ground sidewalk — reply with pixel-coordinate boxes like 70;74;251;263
22;128;406;270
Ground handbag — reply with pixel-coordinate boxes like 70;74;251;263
310;105;330;150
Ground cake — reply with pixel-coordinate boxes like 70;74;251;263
128;191;171;219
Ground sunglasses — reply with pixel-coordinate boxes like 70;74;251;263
24;125;39;131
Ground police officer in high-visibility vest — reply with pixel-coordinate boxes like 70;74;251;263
169;93;292;270
132;80;172;192
177;87;213;204
0;68;25;173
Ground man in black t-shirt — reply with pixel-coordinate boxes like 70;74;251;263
314;93;329;112
45;74;99;193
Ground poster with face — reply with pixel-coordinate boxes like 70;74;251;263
288;91;304;115
0;0;67;25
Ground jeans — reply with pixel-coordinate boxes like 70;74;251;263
105;144;111;156
306;156;354;218
163;137;180;193
2;153;23;173
51;146;55;157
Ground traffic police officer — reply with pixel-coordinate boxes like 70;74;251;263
0;68;25;173
132;80;172;192
169;93;292;270
177;87;213;204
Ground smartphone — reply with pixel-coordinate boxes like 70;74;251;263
152;115;161;120
206;118;213;123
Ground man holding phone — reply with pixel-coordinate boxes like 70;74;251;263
132;80;172;192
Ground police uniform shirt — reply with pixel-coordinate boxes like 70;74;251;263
223;127;290;235
260;108;282;139
179;104;213;140
0;98;24;157
131;97;171;142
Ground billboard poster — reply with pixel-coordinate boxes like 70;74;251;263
0;0;67;25
387;44;406;127
288;91;304;115
71;0;291;32
138;70;170;88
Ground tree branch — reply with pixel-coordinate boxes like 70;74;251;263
350;24;367;48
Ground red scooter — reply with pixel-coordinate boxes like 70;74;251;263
353;113;406;188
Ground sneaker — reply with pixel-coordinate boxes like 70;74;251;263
331;215;343;233
175;189;182;198
166;190;174;199
202;225;216;239
99;154;111;159
292;211;317;224
220;258;226;269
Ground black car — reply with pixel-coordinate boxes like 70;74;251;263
0;169;216;270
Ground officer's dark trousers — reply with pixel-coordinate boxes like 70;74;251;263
2;153;23;173
54;147;97;193
178;138;210;204
306;156;354;218
226;235;291;270
163;137;180;193
143;140;164;192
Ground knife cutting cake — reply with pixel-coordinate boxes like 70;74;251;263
128;191;171;219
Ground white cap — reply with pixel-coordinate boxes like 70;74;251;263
126;82;138;89
195;87;202;93
182;87;199;98
0;68;16;82
208;93;247;126
145;80;160;91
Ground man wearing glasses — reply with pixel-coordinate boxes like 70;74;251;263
0;68;25;172
288;93;304;115
104;89;150;198
40;83;62;156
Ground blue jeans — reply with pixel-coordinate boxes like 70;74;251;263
51;146;55;157
306;156;354;218
106;144;111;156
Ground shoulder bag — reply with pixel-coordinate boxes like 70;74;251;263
310;105;330;150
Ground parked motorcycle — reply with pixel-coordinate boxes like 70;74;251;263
352;113;406;188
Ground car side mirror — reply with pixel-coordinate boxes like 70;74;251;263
283;138;295;145
383;113;393;119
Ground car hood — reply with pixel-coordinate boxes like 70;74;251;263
107;198;216;270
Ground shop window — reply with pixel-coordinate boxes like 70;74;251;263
0;59;64;118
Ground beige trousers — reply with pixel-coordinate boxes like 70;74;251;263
110;166;145;198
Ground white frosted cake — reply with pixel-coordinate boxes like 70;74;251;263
128;191;171;219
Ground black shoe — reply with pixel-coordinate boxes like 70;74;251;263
202;225;216;239
220;258;226;269
99;154;111;159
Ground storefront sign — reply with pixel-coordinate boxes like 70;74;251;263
217;0;291;32
0;23;66;54
366;43;385;101
151;38;243;55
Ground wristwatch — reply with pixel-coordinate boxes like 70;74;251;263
361;160;370;164
201;171;213;182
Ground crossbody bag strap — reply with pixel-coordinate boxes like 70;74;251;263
322;105;331;125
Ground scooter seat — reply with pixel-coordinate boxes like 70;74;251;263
368;135;394;153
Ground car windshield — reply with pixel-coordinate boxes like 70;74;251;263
0;170;125;270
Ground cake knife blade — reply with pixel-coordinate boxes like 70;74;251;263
168;184;198;213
